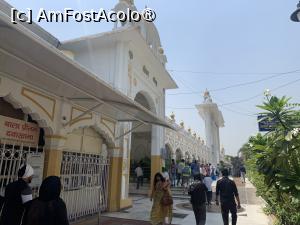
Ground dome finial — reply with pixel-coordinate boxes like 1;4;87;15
203;89;212;103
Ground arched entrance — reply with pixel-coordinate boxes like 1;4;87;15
60;127;110;220
164;144;173;171
0;97;45;196
185;151;191;163
130;92;155;185
175;148;183;163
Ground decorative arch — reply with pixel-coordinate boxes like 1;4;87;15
175;148;183;162
1;94;54;135
67;122;115;149
133;91;156;114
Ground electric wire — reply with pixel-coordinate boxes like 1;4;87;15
168;70;300;96
166;76;300;116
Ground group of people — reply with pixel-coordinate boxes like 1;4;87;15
149;167;241;225
0;164;69;225
189;168;241;225
169;159;220;191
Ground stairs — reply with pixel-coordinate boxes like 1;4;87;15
129;182;191;200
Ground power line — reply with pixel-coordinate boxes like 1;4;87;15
220;76;300;106
168;70;300;96
166;77;300;116
168;68;300;75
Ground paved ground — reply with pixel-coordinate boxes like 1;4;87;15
74;178;269;225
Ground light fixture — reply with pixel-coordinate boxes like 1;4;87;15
291;1;300;22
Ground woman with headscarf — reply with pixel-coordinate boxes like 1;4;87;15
0;164;34;225
150;172;173;225
23;176;69;225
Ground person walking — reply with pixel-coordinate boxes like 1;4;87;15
0;164;34;225
176;159;185;187
188;174;208;225
150;173;173;225
170;159;177;187
23;176;69;225
240;165;246;183
191;160;200;181
182;163;191;194
215;169;241;225
203;174;213;206
135;164;144;189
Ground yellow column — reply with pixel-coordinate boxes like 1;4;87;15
151;155;162;187
43;149;62;177
108;148;123;212
43;135;66;178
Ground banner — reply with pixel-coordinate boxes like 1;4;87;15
0;115;40;145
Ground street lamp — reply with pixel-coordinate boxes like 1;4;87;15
291;1;300;22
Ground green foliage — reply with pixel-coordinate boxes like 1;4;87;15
240;96;300;225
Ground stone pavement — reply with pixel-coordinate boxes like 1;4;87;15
74;178;270;225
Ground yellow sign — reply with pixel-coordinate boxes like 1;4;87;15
0;115;40;145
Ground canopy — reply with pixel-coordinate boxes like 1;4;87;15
0;10;174;130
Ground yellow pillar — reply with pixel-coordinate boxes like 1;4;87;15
151;155;162;187
108;154;123;212
43;135;66;178
43;149;63;177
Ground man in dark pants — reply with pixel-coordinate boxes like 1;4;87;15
188;174;207;225
0;164;34;225
216;169;241;225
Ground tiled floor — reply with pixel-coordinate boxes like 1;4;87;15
74;178;270;225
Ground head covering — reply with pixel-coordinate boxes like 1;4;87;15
18;164;34;178
39;176;61;201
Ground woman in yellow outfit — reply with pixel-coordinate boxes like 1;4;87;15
150;172;173;225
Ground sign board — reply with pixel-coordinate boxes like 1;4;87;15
0;115;40;145
26;152;44;187
258;115;276;132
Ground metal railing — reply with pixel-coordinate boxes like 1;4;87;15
60;151;110;221
0;142;44;197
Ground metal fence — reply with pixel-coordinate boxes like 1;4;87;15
0;142;44;197
60;151;110;221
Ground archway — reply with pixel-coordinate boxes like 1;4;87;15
130;92;155;186
61;126;110;218
0;97;45;196
164;144;173;171
185;151;191;163
175;148;183;163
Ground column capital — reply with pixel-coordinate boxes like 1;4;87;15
109;147;123;158
44;134;67;150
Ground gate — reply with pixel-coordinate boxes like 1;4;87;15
0;142;44;197
60;151;110;221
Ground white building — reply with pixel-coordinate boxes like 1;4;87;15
164;114;211;166
0;0;177;220
196;91;225;165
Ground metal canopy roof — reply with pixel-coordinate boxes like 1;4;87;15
0;11;174;130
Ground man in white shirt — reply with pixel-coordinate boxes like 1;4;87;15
203;174;213;206
135;164;143;189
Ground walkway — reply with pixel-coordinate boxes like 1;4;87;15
74;178;269;225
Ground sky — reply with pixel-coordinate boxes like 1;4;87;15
6;0;300;156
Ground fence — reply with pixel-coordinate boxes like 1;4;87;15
0;142;44;197
60;151;110;221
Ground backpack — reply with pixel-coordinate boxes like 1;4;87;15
182;166;190;175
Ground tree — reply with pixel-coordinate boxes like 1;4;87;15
241;95;300;225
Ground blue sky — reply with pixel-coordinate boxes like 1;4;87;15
6;0;300;155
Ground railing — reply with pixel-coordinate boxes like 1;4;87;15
0;142;44;197
60;151;110;221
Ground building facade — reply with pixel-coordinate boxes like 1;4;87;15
0;0;176;221
164;115;211;166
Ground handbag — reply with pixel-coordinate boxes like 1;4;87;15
161;190;173;206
